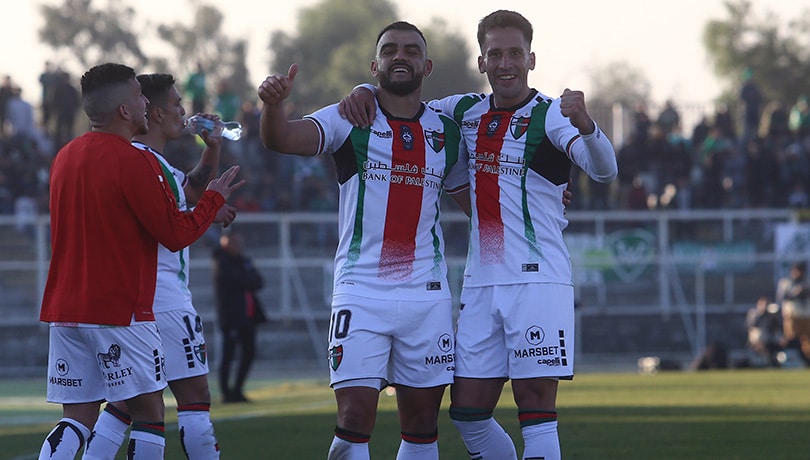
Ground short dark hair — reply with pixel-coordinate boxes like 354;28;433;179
376;21;427;49
80;63;136;121
477;10;533;48
137;73;176;109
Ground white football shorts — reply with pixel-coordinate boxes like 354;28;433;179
156;308;209;382
454;283;575;380
46;322;166;404
328;293;455;389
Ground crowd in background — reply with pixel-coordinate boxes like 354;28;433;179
2;64;810;228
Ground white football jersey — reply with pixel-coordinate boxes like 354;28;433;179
306;102;469;300
430;90;617;287
131;141;192;313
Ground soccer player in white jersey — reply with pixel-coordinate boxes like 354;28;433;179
258;21;471;460
84;73;236;460
340;10;618;460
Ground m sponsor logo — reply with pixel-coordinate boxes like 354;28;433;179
56;358;69;376
437;333;453;353
525;326;545;345
522;263;539;272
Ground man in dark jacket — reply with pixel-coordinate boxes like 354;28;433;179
212;231;265;403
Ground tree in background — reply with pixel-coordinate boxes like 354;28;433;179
585;60;652;143
39;0;251;104
155;4;250;104
703;0;810;106
268;0;482;115
38;0;147;69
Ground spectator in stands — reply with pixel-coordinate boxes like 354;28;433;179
0;75;13;138
5;86;37;145
185;62;207;114
39;61;57;132
776;261;810;365
52;71;80;149
740;68;762;144
212;231;265;403
746;296;783;367
789;95;810;140
656;99;680;137
631;102;651;146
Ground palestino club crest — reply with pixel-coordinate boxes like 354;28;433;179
424;130;445;153
194;343;207;365
510;115;530;139
329;344;344;371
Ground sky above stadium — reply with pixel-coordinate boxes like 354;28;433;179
4;0;808;109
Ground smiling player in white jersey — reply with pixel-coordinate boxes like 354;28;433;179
340;10;618;460
259;21;470;460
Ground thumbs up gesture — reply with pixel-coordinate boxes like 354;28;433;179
258;63;299;105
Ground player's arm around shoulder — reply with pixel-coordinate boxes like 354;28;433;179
427;92;485;124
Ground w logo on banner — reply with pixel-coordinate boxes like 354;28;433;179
510;115;530;139
424;130;445;153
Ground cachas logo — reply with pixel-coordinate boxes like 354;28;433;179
329;345;344;371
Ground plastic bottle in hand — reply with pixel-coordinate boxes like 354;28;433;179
185;114;242;141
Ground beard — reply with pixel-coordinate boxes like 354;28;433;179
378;69;423;96
135;117;149;136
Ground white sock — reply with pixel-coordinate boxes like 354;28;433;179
449;409;517;460
127;422;165;460
327;436;370;460
396;439;438;459
521;421;560;460
83;404;130;459
177;406;220;459
39;418;90;460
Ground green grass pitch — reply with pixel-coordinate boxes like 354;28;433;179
2;369;809;459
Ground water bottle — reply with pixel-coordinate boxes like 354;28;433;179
185;114;242;141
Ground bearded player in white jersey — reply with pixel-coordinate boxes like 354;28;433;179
340;10;618;460
259;21;470;460
84;73;236;460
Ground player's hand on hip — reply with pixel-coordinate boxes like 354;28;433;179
258;63;298;105
560;88;595;135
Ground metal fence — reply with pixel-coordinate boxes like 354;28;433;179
2;208;808;371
